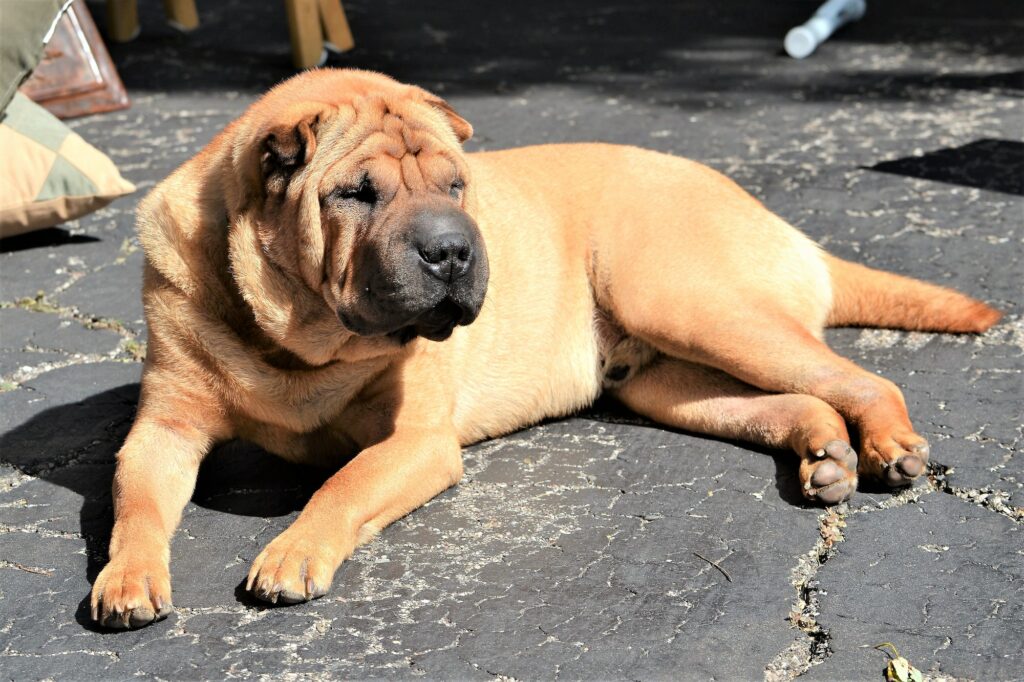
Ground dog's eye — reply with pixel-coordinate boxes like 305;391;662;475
333;176;377;205
449;179;464;199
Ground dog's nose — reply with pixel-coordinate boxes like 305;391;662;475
411;209;476;283
419;232;472;282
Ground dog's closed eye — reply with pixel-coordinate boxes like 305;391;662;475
449;178;464;200
332;175;377;205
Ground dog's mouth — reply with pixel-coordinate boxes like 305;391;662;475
339;297;473;344
388;298;468;344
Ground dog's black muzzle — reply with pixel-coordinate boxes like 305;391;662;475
338;205;489;342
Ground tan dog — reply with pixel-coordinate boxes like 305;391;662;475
90;68;1001;628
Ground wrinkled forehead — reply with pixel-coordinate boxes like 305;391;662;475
313;94;462;188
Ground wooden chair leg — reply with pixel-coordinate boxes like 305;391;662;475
106;0;140;42
285;0;324;69
318;0;355;52
162;0;199;31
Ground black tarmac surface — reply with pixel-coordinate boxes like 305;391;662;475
1;0;1021;679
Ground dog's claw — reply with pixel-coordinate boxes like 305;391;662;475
90;557;173;630
276;589;308;604
247;532;338;606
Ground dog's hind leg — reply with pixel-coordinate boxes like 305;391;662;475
612;292;929;489
592;201;928;487
610;356;858;504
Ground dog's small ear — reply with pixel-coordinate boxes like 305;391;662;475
420;93;473;144
260;110;321;195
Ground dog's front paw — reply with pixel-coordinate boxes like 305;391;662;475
91;556;173;629
246;529;339;604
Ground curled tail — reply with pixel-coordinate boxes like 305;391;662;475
826;255;1002;333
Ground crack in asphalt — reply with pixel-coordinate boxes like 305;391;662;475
0;293;146;392
766;456;1024;680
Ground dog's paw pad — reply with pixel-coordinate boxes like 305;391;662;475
815;439;857;468
862;434;930;487
802;439;858;504
883;453;925;484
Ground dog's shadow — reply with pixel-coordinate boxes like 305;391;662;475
582;397;811;507
0;383;332;609
2;384;812;630
1;389;814;571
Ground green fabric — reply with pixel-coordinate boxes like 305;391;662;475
2;89;69;150
35;154;98;201
0;0;68;117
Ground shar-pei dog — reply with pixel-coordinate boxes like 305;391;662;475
90;68;1000;628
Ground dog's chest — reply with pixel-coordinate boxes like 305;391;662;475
221;353;388;442
447;274;606;443
234;414;360;466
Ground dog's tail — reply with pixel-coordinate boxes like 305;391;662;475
826;255;1002;333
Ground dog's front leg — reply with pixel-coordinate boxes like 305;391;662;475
246;424;463;604
91;399;225;629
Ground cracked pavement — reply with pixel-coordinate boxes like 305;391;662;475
1;0;1021;679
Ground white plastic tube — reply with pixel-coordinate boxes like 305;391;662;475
784;0;866;59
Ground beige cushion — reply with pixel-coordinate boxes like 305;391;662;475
0;93;135;238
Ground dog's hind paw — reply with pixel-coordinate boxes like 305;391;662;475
800;438;858;505
860;432;930;486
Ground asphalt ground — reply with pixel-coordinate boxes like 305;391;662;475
1;1;1021;679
